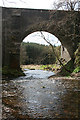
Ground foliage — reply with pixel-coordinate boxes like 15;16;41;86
59;60;74;76
74;43;80;67
72;43;80;73
40;64;61;71
40;64;53;70
54;43;80;76
73;66;80;73
20;42;61;65
40;31;73;74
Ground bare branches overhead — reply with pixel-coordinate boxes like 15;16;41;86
53;0;80;11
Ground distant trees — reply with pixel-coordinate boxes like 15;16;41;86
20;42;60;65
20;31;61;65
39;31;61;61
53;0;80;11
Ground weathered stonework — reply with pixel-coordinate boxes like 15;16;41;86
0;7;2;69
61;46;71;62
1;7;80;70
0;7;2;119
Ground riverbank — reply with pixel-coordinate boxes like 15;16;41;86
21;65;80;80
21;64;61;72
21;65;41;70
48;75;80;80
48;68;80;80
2;64;80;80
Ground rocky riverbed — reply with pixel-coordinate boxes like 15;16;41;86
2;69;80;119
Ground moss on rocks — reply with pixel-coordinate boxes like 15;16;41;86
2;66;25;79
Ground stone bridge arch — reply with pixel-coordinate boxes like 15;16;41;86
2;7;80;70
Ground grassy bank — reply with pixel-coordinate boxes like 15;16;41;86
21;64;61;72
21;63;80;79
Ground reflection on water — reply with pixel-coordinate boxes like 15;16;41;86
2;70;80;119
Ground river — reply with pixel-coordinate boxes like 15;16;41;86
2;69;80;119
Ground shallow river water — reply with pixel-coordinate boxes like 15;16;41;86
2;69;80;119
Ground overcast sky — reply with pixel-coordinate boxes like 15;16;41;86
0;0;61;46
23;32;61;46
0;0;54;9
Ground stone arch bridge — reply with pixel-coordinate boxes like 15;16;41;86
1;7;80;70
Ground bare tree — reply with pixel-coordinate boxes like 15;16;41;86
53;0;80;11
40;31;72;73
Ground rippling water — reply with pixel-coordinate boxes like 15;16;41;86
2;69;80;119
19;69;54;79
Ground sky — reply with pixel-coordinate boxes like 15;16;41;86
0;0;61;46
23;32;61;46
0;0;54;9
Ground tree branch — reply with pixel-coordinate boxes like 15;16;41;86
53;0;80;11
40;31;72;73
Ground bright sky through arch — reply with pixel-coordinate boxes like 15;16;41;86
23;32;61;46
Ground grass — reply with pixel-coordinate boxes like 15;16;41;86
21;64;61;73
21;65;41;70
40;64;61;71
73;66;80;73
